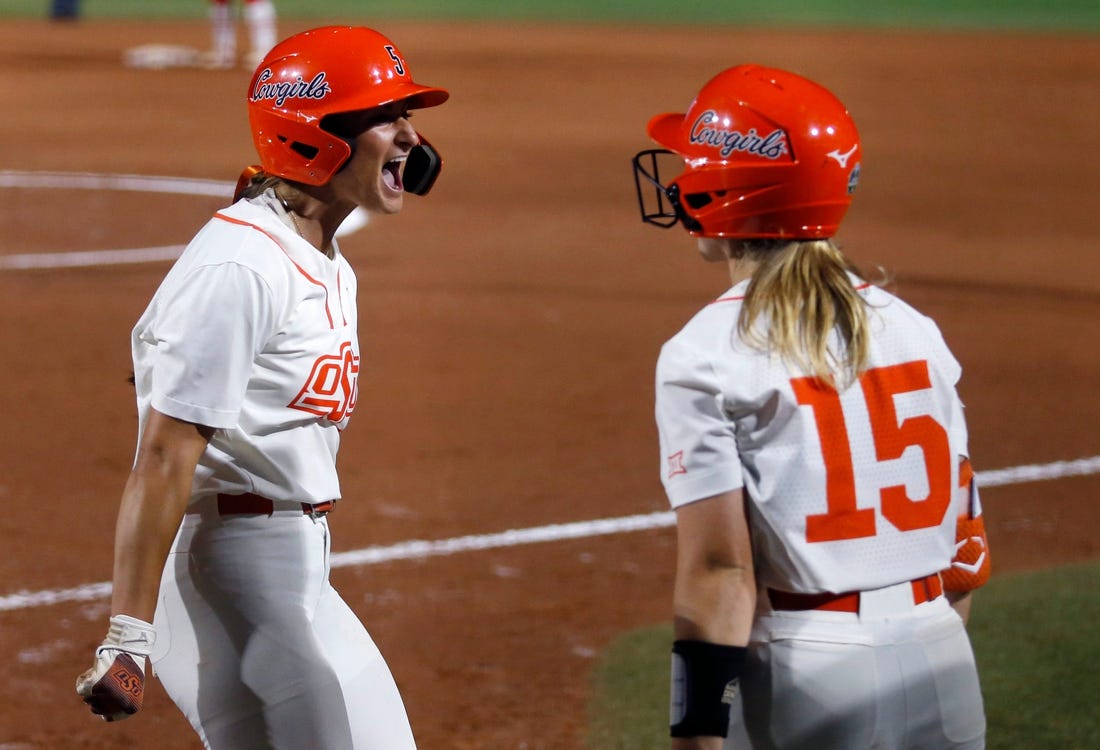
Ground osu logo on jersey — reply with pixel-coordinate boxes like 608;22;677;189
289;341;360;422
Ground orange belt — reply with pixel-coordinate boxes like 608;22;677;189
215;492;336;518
768;573;943;613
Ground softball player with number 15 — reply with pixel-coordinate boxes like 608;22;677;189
633;65;992;749
75;26;448;749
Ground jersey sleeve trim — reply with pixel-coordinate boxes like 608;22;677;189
150;392;239;430
664;468;744;509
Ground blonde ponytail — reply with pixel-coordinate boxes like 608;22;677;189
738;239;871;387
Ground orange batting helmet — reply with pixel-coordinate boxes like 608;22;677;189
246;26;449;186
633;64;861;239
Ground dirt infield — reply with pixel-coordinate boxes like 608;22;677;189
1;17;1098;749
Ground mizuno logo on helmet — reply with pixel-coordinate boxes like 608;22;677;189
251;70;332;107
826;144;858;168
689;110;788;160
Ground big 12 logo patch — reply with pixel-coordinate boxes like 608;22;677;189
289;341;360;422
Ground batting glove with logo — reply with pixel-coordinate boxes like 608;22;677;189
75;614;156;721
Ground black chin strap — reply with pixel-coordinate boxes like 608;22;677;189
667;183;703;233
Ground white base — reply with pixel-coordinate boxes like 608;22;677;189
122;44;201;70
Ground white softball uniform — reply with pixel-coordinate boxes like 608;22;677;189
656;277;985;749
131;192;358;504
138;192;417;750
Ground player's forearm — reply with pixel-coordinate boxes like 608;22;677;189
673;564;756;645
109;471;192;621
109;411;210;621
670;565;751;750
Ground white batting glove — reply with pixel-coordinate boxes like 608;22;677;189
75;614;156;721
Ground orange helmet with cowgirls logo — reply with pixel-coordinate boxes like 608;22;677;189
245;26;449;187
633;64;860;239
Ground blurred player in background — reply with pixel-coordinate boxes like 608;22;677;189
76;26;449;749
201;0;277;69
633;64;991;749
49;0;80;20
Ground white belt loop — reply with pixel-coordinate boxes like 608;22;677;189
858;580;918;618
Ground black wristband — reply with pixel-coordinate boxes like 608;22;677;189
670;639;747;738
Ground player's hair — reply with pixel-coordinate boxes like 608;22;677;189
737;239;871;387
237;170;282;201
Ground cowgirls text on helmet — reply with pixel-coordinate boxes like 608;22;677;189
633;64;861;239
244;26;449;192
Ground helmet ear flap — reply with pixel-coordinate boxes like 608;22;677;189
252;110;353;186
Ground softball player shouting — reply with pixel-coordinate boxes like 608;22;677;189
76;26;448;749
633;65;991;749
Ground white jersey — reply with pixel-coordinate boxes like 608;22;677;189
656;277;969;594
131;191;360;504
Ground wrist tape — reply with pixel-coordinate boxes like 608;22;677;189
670;639;747;738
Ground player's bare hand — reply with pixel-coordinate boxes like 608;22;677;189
75;614;156;722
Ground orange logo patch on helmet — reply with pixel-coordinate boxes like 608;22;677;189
250;69;333;107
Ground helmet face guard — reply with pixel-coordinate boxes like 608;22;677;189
403;135;442;196
633;65;861;240
632;148;702;233
247;26;449;187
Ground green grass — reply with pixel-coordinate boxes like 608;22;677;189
967;561;1100;749
587;560;1100;750
17;1;1100;30
588;625;671;750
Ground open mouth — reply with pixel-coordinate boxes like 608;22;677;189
382;157;406;192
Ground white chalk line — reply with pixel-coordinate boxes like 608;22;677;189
2;456;1097;613
0;245;188;270
0;170;229;270
0;170;368;269
0;170;233;196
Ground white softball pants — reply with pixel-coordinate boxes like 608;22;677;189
150;502;417;750
733;590;985;750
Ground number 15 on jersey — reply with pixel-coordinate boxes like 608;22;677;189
792;360;953;544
